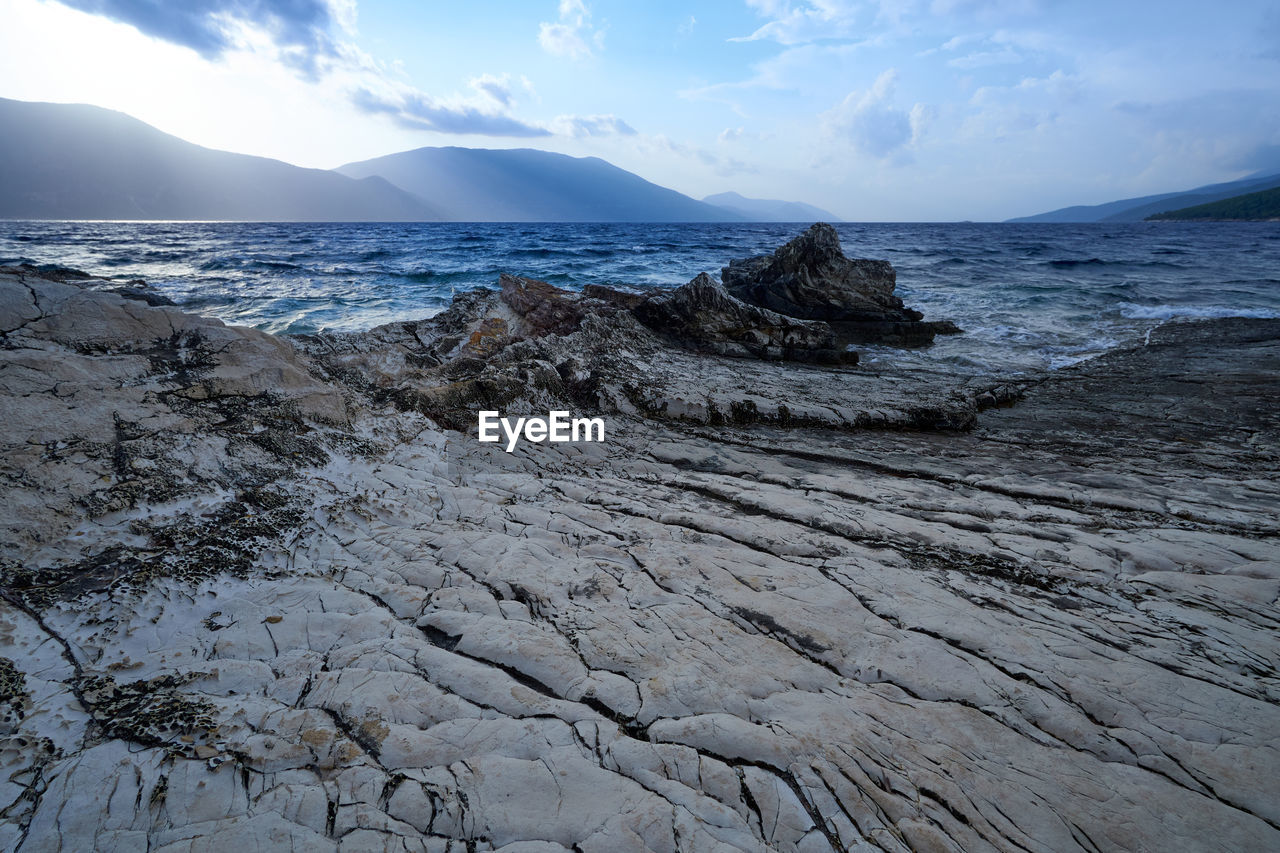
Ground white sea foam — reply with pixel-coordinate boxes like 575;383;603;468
1118;303;1280;320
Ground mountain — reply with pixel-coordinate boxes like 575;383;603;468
0;97;438;221
701;191;840;222
1147;186;1280;221
337;147;742;222
0;97;775;223
1008;172;1280;223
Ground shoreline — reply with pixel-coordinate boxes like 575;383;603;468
8;257;1270;385
1;256;1278;850
7;220;1279;361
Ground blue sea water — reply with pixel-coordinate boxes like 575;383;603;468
2;220;1278;374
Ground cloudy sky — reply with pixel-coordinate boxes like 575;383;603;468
1;0;1276;220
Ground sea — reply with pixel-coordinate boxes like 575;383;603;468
3;220;1278;375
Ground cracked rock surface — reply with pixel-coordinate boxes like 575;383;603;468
1;268;1278;851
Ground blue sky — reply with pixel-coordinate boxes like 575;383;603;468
1;0;1277;220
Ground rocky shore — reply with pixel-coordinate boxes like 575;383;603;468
1;228;1277;852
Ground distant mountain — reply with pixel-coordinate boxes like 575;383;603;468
1147;186;1280;221
337;147;742;222
0;96;784;223
1008;172;1280;223
701;191;839;222
0;97;438;221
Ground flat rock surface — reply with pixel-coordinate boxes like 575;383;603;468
1;271;1277;852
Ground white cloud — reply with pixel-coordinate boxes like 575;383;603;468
328;0;357;36
350;85;551;137
680;41;865;112
948;47;1022;68
644;134;757;177
469;73;517;108
734;0;1048;47
538;0;602;59
46;0;365;79
549;114;637;137
937;28;1049;69
331;41;552;137
941;33;982;51
732;0;862;45
43;0;575;138
930;0;1042;20
821;69;926;161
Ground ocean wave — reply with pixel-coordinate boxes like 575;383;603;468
1048;352;1102;369
1045;258;1183;269
5;220;1280;374
199;257;303;272
1118;303;1280;320
1047;258;1106;267
391;269;437;283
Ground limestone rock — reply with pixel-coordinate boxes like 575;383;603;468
2;266;1277;853
0;269;350;562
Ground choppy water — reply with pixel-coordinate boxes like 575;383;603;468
2;220;1278;374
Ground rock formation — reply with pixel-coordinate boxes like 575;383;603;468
304;271;999;435
633;273;856;364
723;223;961;345
1;254;1277;852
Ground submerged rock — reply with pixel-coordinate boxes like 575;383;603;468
723;222;961;344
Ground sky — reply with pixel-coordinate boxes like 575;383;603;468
1;0;1277;220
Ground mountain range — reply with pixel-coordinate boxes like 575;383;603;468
15;95;1267;225
336;146;736;222
1008;171;1280;222
0;97;830;223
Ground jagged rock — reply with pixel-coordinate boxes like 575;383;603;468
722;223;902;321
304;273;998;435
0;264;174;306
633;273;857;364
0;262;92;283
723;222;961;344
99;282;176;307
581;283;646;310
500;273;587;338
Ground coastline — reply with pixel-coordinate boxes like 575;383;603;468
1;260;1278;851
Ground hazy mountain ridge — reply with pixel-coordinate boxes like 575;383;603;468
0;98;439;221
701;191;841;222
1009;172;1280;223
337;147;744;222
0;97;814;222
